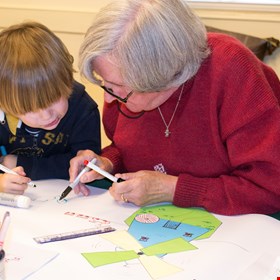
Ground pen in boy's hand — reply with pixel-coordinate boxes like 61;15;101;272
84;160;124;183
0;164;36;188
58;158;98;201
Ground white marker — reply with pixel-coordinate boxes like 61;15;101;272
84;160;124;183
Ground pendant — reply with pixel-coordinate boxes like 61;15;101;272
165;129;170;137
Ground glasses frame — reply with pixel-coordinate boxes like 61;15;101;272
100;85;133;103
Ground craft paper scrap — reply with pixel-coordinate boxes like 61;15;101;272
101;230;143;251
82;250;183;279
82;250;139;267
141;237;197;256
80;206;221;280
139;255;183;279
128;215;209;248
125;204;222;240
83;230;185;279
5;242;58;280
101;229;198;256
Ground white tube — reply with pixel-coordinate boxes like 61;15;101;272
0;193;31;208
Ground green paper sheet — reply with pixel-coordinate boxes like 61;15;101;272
82;250;139;267
141;237;197;256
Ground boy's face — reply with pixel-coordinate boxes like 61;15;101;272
18;97;68;130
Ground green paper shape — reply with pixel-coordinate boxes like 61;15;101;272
82;250;139;267
125;204;222;240
141;237;197;256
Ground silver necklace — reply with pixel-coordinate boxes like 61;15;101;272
157;84;184;137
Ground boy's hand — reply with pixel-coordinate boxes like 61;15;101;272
0;166;30;194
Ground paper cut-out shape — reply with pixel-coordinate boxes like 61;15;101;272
82;230;184;279
81;206;222;279
125;204;222;240
102;230;142;251
128;216;208;248
141;237;197;256
135;213;159;223
139;255;183;279
82;250;139;267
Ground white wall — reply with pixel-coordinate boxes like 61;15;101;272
0;0;111;12
0;1;279;147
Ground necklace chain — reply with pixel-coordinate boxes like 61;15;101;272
157;84;184;137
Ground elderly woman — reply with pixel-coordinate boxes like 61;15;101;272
70;0;280;215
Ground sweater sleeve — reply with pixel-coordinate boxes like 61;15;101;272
174;37;280;215
174;107;280;215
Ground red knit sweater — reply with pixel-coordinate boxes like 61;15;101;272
102;33;280;215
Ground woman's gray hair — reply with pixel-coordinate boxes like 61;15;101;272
79;0;210;92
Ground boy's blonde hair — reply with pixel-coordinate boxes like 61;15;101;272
0;21;74;116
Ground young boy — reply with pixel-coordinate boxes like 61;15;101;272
0;21;101;194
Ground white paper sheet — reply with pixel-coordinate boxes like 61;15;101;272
4;242;58;280
0;180;279;280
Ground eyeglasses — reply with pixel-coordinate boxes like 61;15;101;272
100;85;133;103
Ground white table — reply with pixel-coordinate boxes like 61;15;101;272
1;179;280;280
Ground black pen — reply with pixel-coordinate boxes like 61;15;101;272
58;158;97;201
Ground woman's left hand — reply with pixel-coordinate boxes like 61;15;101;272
109;170;178;206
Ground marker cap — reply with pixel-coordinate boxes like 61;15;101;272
17;195;31;208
